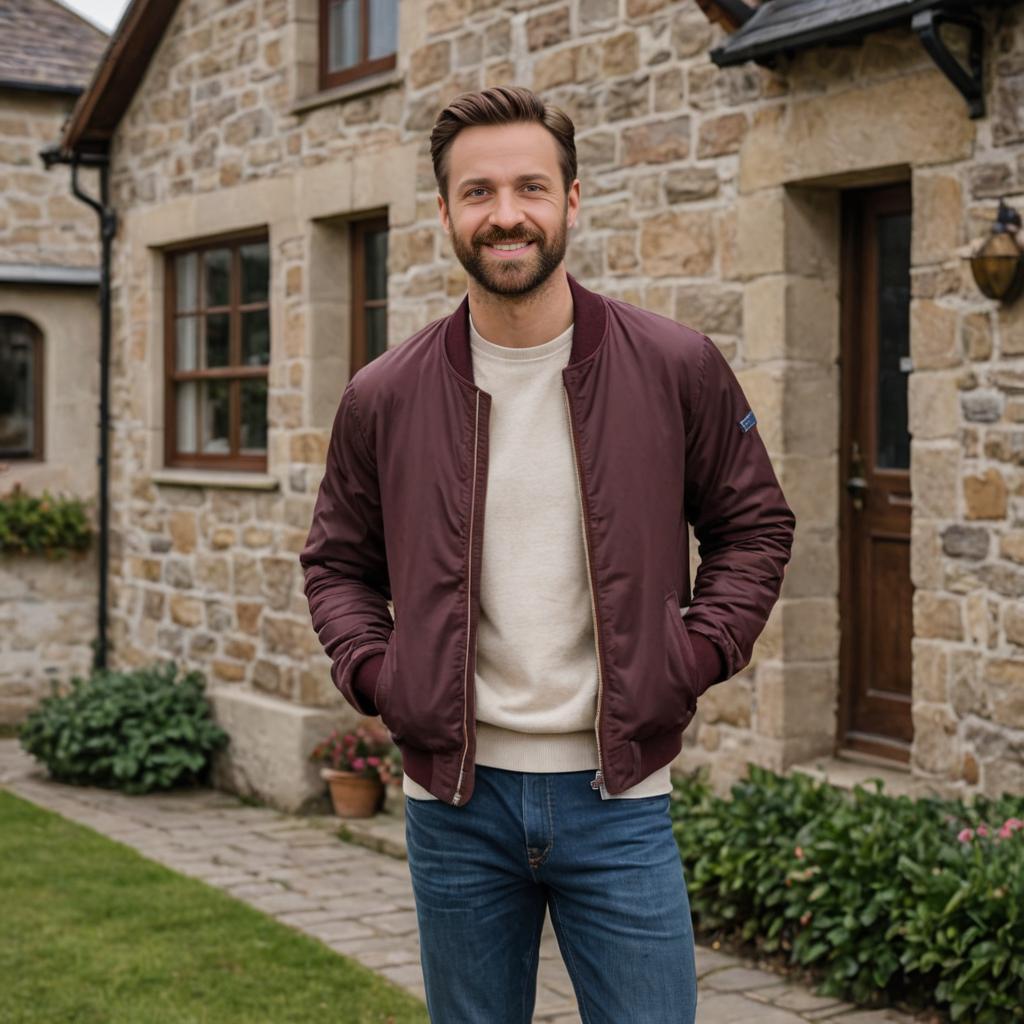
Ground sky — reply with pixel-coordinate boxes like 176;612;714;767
60;0;130;33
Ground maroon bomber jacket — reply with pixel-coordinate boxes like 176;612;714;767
300;272;796;806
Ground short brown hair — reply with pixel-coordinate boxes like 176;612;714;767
430;86;577;204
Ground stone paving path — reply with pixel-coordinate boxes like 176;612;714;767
1;739;922;1024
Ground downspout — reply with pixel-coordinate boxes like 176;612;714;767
39;146;117;670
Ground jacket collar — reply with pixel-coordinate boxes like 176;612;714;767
443;271;608;384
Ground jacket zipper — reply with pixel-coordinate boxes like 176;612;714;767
561;385;606;793
452;389;482;806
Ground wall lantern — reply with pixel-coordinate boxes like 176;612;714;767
967;199;1024;304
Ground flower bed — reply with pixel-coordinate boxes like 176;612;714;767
669;764;1024;1023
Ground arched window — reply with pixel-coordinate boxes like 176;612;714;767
0;316;44;460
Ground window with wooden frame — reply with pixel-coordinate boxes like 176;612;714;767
320;0;398;91
350;215;388;374
165;234;270;471
0;315;44;460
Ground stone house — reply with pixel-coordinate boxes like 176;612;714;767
0;0;107;724
49;0;1024;810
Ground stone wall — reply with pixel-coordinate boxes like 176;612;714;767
100;0;1024;800
0;89;100;268
0;551;97;726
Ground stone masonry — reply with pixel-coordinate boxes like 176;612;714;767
50;0;1024;805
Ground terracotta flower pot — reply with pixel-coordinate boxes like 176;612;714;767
320;767;385;818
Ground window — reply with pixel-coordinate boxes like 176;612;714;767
165;235;270;470
320;0;398;91
350;215;388;373
0;316;43;460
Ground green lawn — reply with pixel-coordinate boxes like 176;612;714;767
0;788;429;1024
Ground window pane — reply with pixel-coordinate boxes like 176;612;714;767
205;312;230;368
175;382;198;454
200;380;230;454
876;212;911;470
365;227;388;301
328;0;360;71
241;242;269;304
175;316;198;370
175;252;198;312
242;309;270;366
366;306;387;363
0;319;35;456
368;0;398;59
240;378;268;454
205;248;231;308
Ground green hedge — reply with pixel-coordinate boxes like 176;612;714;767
670;764;1024;1023
19;662;229;794
0;484;91;556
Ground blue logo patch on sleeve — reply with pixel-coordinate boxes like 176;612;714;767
739;410;757;433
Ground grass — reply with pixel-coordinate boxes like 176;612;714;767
0;788;428;1024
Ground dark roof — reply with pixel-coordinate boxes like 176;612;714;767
0;0;108;93
61;0;180;155
711;0;1014;67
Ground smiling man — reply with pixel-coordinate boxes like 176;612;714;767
300;85;795;1024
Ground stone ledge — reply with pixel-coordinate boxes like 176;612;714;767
208;687;350;813
150;468;280;491
334;781;408;860
289;68;405;116
790;754;944;800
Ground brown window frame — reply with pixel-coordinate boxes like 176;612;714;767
350;214;389;375
0;315;44;461
319;0;398;92
164;231;270;472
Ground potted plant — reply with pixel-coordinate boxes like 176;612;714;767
309;723;402;818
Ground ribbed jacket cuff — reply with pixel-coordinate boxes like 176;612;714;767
352;652;385;717
688;629;726;696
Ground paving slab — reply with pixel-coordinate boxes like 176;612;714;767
1;739;924;1024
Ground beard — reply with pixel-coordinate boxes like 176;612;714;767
449;212;568;298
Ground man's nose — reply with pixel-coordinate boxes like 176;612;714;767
488;190;526;231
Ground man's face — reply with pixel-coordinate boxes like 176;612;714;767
438;122;580;298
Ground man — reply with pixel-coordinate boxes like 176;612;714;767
301;85;795;1024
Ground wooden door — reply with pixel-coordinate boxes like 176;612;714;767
838;183;914;763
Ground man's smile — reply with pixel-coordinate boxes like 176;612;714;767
483;240;535;258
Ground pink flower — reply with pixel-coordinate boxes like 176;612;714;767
957;828;974;843
977;824;989;838
352;757;366;771
367;756;380;766
794;846;804;860
998;818;1023;840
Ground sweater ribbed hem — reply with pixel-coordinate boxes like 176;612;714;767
476;722;600;772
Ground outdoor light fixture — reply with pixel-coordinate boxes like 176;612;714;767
967;199;1024;304
693;0;754;32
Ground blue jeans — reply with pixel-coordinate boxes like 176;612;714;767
404;764;698;1023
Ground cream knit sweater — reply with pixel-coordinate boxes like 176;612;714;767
402;313;672;802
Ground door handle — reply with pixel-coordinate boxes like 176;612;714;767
847;440;868;511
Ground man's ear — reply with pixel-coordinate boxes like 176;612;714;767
437;193;450;234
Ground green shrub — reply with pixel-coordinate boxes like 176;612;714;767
19;662;229;794
670;764;1024;1023
0;484;91;557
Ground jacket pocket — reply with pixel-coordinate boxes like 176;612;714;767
628;589;700;742
373;626;398;720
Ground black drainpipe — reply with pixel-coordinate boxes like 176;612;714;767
40;145;117;671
